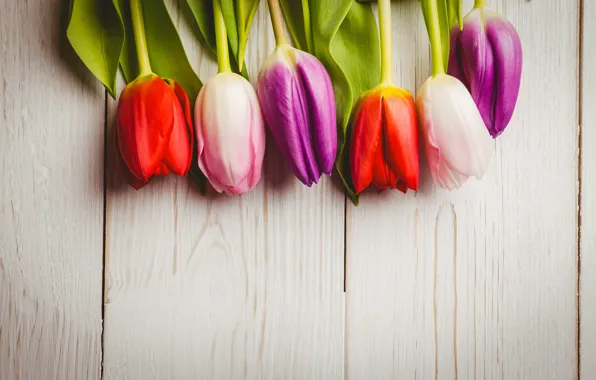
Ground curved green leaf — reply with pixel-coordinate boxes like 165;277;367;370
66;0;124;98
447;0;462;29
280;0;381;204
182;0;217;56
183;0;250;79
220;0;258;71
112;0;136;83
221;0;239;58
145;0;202;100
437;0;450;72
115;0;202;102
279;1;309;51
234;0;259;69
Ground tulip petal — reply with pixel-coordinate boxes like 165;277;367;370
243;76;266;192
296;51;338;176
116;75;175;183
371;130;398;190
485;12;523;136
396;181;408;194
292;73;321;185
457;10;495;136
196;73;253;190
114;129;148;189
258;58;318;186
416;74;493;189
350;93;383;194
158;81;194;176
382;88;419;191
448;26;465;85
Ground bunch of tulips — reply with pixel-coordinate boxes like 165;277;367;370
114;0;522;199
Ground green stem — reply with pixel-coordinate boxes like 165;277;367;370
268;0;288;46
214;0;232;73
474;0;486;8
378;0;392;83
426;0;445;76
302;0;313;53
130;0;151;76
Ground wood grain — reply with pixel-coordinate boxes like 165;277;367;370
101;2;345;379
0;0;585;379
0;1;104;379
345;1;580;379
581;0;595;378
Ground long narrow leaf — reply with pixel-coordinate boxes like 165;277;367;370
279;1;309;51
437;0;451;72
184;0;249;78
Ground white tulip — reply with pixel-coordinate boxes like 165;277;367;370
416;73;494;190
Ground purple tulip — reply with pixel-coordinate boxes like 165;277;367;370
448;6;522;138
257;44;337;186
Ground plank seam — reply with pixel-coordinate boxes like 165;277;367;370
577;0;584;377
342;156;348;380
100;89;108;380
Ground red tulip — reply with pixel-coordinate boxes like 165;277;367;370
115;74;194;189
349;85;419;194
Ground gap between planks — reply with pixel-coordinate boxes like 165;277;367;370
576;0;585;378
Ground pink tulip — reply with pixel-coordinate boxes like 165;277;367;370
194;72;266;195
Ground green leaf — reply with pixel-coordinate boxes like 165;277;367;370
145;0;202;101
234;0;259;69
219;0;258;71
437;0;450;72
447;0;462;29
221;0;239;60
113;0;136;83
116;0;202;102
279;1;309;52
66;0;124;98
182;0;217;56
281;0;381;204
184;0;250;79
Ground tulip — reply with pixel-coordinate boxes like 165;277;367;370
416;74;493;190
448;1;522;138
114;0;194;189
349;85;419;194
345;0;419;196
115;74;193;189
257;44;337;186
194;72;266;195
193;0;266;195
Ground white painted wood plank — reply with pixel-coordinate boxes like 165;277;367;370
346;0;579;379
102;2;345;379
580;0;596;378
0;1;105;379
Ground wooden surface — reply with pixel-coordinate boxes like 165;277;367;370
581;0;595;378
347;0;580;379
0;0;585;379
0;0;104;379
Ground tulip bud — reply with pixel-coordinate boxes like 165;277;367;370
194;72;266;195
349;85;419;194
448;6;522;138
115;74;194;189
256;44;337;186
416;74;493;190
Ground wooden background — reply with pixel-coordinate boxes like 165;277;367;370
0;0;588;379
